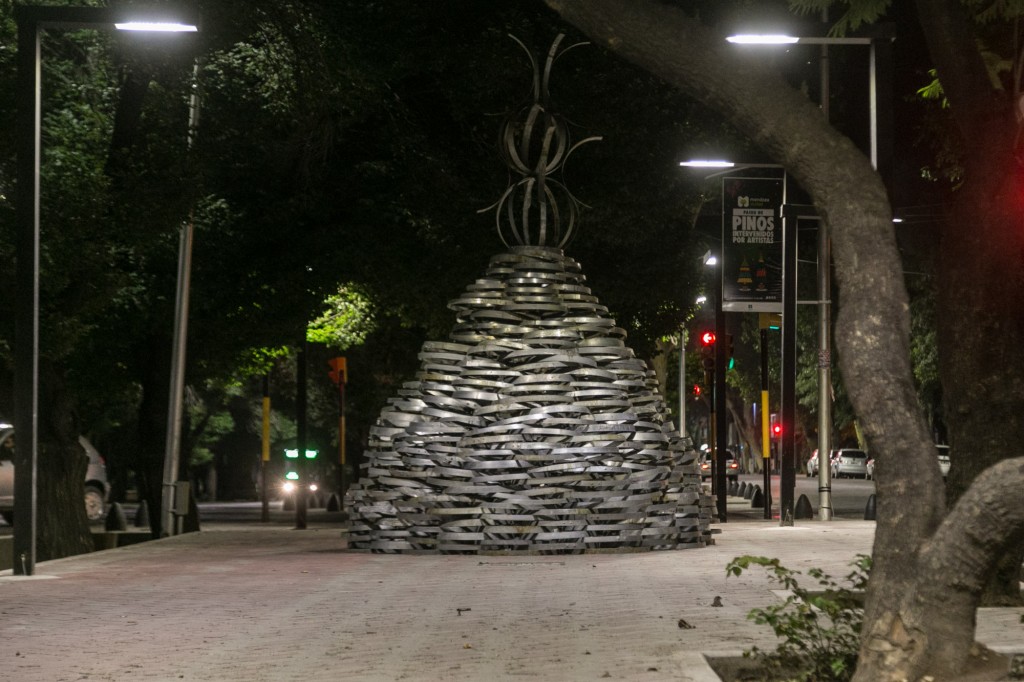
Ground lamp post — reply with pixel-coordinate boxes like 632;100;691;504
14;5;197;575
726;26;893;521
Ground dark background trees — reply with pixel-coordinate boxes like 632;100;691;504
5;0;1020;678
0;0;738;540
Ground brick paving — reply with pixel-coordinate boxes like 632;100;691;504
1;512;1020;681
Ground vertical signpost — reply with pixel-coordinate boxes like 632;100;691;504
721;174;785;521
295;340;308;530
260;374;270;522
327;357;347;506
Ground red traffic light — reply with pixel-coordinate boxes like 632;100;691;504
772;423;782;437
700;330;716;346
692;384;702;397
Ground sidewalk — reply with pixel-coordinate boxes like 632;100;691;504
0;510;1020;681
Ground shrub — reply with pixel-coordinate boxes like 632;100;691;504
725;554;871;681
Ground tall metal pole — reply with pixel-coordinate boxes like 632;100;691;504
338;377;347;505
13;8;41;575
780;209;798;526
260;374;270;522
161;61;200;537
677;327;686;442
760;326;772;519
714;268;728;523
817;220;835;520
816;33;835;521
295;339;308;530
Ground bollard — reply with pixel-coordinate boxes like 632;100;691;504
105;502;128;531
326;493;341;512
750;486;764;508
728;480;738;497
795;494;814;519
133;499;150;528
864;493;877;520
737;482;747;498
743;483;755;500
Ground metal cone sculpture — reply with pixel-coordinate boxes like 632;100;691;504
345;36;712;553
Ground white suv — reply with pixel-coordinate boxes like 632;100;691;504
0;424;110;524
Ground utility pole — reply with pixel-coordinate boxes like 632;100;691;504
295;339;308;530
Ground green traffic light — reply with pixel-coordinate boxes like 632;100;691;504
285;448;318;459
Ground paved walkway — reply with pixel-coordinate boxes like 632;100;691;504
1;508;1020;681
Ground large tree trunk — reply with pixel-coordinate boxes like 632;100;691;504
36;360;93;562
543;1;1019;679
940;155;1024;605
916;0;1024;606
858;458;1024;677
726;391;760;474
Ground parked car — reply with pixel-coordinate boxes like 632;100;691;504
807;449;826;477
830;448;869;479
699;449;740;483
866;444;949;481
0;423;110;524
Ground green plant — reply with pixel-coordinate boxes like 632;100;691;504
726;555;871;681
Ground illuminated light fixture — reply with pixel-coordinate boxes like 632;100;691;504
15;2;200;575
727;34;799;44
696;294;708;305
115;21;197;32
680;159;735;168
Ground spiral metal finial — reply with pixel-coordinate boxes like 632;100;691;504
481;34;601;249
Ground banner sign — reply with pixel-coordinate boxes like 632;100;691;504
721;176;784;313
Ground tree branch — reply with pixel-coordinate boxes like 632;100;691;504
924;457;1024;592
914;0;1007;138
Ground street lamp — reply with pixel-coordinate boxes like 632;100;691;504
725;26;893;522
14;5;198;576
726;30;891;170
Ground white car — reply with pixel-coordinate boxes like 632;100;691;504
867;445;950;481
0;424;110;524
807;449;823;476
830;448;869;479
698;449;740;483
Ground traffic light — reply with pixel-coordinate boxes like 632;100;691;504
770;413;781;439
327;357;347;385
692;383;702;398
699;330;716;385
725;333;735;371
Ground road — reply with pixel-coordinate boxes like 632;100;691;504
0;474;877;536
716;472;877;521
